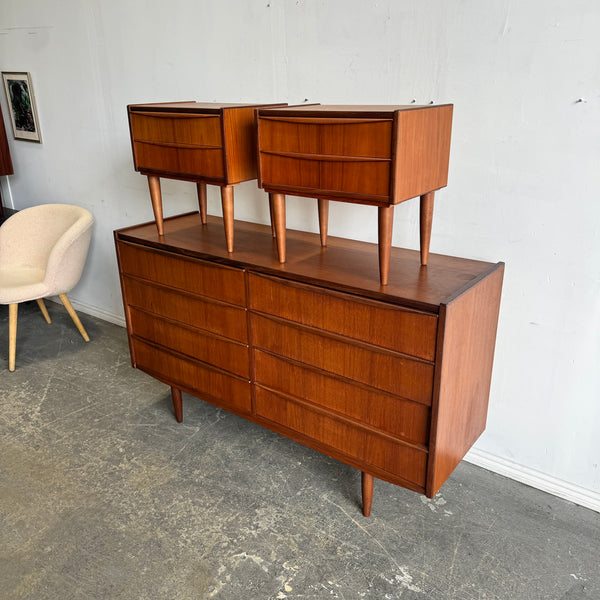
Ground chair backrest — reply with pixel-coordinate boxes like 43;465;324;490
0;204;94;294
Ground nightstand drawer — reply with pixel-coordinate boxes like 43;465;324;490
130;308;249;378
118;242;246;306
251;314;433;405
259;117;392;158
255;351;430;445
130;112;222;147
260;152;390;200
133;141;225;180
132;339;252;415
249;273;437;361
123;277;247;343
255;386;427;488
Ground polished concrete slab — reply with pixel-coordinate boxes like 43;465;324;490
1;300;598;599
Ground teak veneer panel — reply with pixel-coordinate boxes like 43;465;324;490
254;350;430;446
255;386;428;489
132;338;252;416
129;307;249;379
249;272;437;361
251;313;434;405
115;213;503;513
122;276;248;344
119;240;246;306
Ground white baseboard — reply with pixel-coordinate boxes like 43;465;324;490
47;297;126;328
465;447;600;513
47;298;600;514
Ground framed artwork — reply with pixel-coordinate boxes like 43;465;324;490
2;71;42;142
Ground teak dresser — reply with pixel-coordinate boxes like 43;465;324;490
256;104;453;285
115;213;503;516
127;101;282;251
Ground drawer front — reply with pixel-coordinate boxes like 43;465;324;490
249;273;437;361
255;351;429;446
123;277;247;343
130;112;223;147
259;117;392;158
118;242;246;306
132;339;252;415
255;386;427;488
130;307;249;379
260;153;390;200
133;141;225;179
251;315;433;405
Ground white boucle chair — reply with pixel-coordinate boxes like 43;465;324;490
0;204;94;371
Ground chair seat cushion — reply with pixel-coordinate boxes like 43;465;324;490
0;267;48;304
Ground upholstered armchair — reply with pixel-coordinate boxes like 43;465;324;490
0;204;94;371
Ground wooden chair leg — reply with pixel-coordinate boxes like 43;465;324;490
8;303;17;372
36;298;52;323
58;294;90;342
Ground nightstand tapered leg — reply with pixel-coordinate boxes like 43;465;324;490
378;205;394;286
420;191;435;266
272;193;286;263
318;199;329;247
197;182;207;225
268;193;276;238
147;175;164;236
171;387;183;423
362;472;374;517
221;185;234;253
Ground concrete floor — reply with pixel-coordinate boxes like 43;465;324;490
1;301;598;600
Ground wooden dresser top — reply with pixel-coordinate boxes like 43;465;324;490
115;213;502;313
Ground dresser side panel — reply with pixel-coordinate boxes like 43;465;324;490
427;264;504;496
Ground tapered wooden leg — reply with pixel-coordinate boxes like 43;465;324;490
318;199;329;247
8;303;17;372
221;185;234;253
362;471;374;517
268;193;276;238
171;387;183;423
147;175;164;236
36;298;52;324
197;182;207;225
58;294;90;342
272;193;286;263
420;191;435;266
378;205;394;286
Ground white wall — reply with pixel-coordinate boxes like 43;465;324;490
1;1;599;505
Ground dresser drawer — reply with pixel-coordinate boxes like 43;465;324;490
123;277;247;343
249;273;437;361
133;141;225;180
132;339;252;415
255;386;427;488
251;315;433;405
130;307;249;378
259;117;392;158
118;242;246;306
255;351;429;446
130;112;222;147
